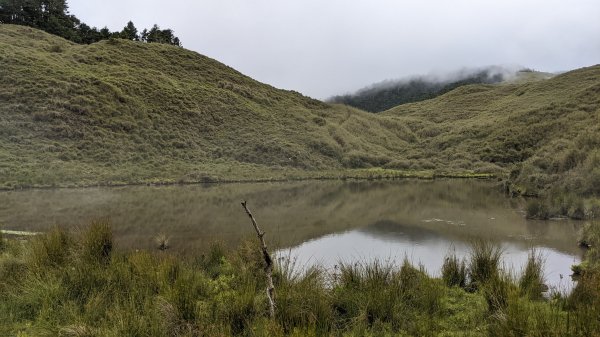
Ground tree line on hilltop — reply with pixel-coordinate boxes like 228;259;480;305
0;0;181;46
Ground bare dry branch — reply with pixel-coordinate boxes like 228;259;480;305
241;200;276;318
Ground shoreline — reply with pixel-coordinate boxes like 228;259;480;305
0;169;497;192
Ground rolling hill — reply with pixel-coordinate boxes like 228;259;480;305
382;66;600;216
0;25;415;188
1;24;599;218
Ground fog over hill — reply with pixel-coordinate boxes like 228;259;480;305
328;66;534;112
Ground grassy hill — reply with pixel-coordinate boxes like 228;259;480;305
1;24;599;218
0;25;419;188
382;66;600;217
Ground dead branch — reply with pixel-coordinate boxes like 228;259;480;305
241;200;275;318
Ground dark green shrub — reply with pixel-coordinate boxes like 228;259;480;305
526;199;550;219
567;199;586;220
557;149;580;172
49;44;64;53
312;116;326;126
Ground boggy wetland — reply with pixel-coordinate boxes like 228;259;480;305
0;179;583;290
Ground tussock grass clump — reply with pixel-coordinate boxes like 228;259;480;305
154;233;170;251
275;260;332;334
566;272;600;335
487;292;567;337
29;226;72;268
80;221;112;264
468;239;503;289
331;259;443;334
519;249;546;300
482;273;512;313
442;252;467;288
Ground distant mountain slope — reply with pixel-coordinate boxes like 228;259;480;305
328;67;517;112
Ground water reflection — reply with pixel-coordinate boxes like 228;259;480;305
281;219;579;292
0;179;583;290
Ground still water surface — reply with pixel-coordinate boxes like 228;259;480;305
0;179;583;291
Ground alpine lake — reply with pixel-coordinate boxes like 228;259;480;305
0;179;585;292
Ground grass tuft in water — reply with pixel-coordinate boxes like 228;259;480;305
519;249;546;300
468;239;503;290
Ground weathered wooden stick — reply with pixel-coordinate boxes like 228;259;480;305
241;200;276;318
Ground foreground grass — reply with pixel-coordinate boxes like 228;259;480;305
1;223;599;336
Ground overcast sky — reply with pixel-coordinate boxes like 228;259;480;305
68;0;600;99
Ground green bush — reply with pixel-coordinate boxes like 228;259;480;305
526;199;550;219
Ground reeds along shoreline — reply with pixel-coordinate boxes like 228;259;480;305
0;223;599;336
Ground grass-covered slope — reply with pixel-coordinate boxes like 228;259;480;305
1;24;599;211
0;25;414;188
382;65;600;216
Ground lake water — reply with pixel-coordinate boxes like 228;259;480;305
0;179;583;292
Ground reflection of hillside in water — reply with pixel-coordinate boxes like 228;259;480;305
0;179;581;255
360;220;442;243
282;219;581;292
361;215;581;256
